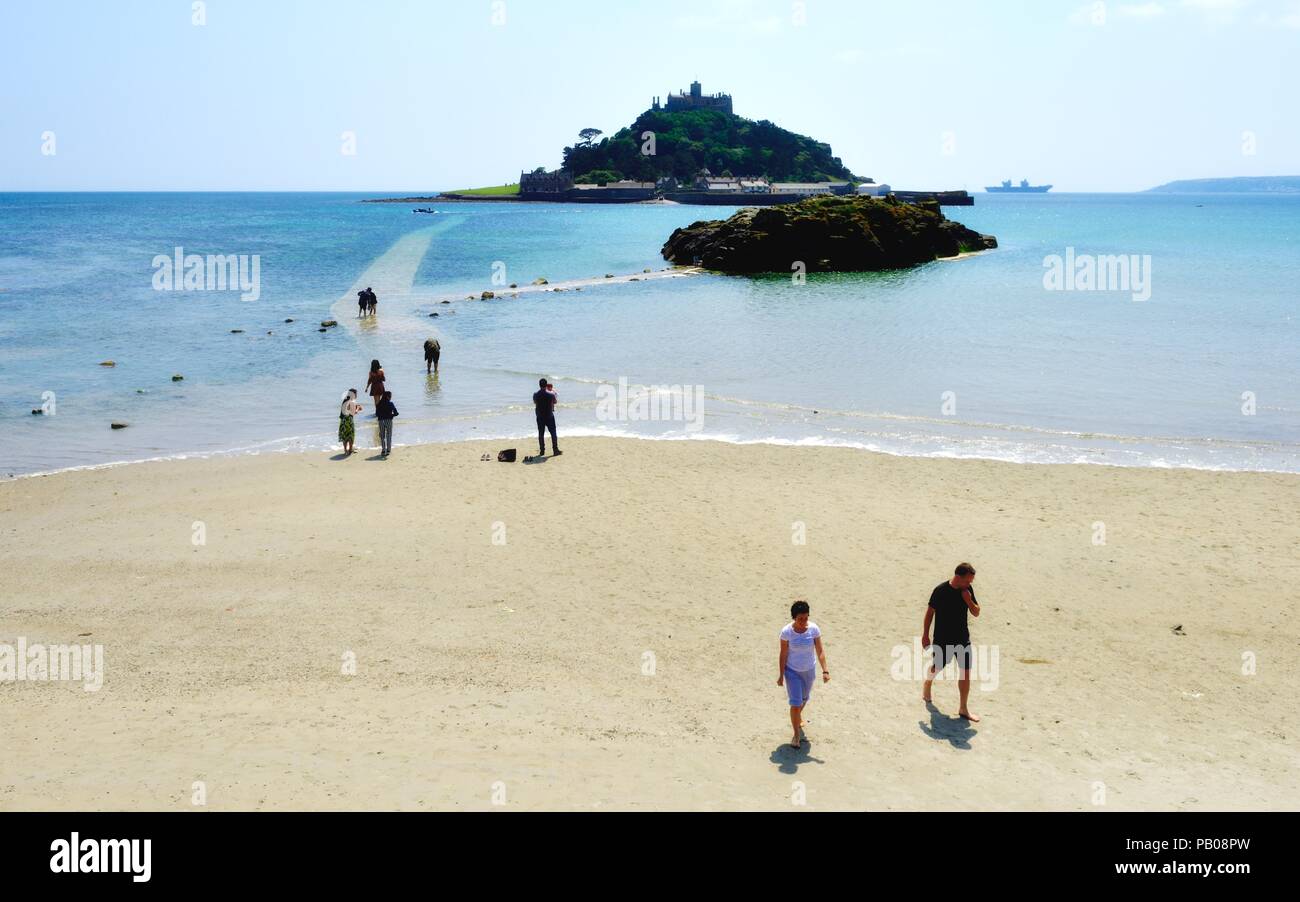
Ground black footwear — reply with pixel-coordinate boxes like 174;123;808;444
552;449;562;456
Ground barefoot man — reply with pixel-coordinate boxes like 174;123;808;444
922;562;981;722
778;600;829;749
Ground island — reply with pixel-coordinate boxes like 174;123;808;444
660;195;997;274
365;80;971;208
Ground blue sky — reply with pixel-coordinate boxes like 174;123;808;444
3;0;1296;191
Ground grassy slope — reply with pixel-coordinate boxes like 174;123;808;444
443;183;520;196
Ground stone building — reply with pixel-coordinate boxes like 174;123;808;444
520;169;575;196
651;81;733;115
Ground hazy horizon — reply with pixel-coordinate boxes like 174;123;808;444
4;0;1297;193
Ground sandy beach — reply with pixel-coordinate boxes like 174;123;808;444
2;437;1297;811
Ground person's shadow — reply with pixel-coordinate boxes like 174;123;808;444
918;701;977;750
769;738;824;775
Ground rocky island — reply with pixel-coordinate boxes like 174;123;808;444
661;195;997;274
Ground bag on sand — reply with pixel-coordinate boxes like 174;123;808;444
497;448;517;462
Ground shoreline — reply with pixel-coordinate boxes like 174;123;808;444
4;436;1296;810
6;426;1300;484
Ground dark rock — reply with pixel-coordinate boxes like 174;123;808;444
660;195;998;274
441;300;451;305
481;291;495;299
31;409;42;415
110;422;128;429
99;360;116;367
285;318;294;323
171;374;184;382
320;320;338;328
532;278;549;285
230;329;244;334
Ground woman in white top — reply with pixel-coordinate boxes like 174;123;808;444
338;389;364;456
778;600;829;749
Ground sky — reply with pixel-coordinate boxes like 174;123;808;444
2;0;1297;192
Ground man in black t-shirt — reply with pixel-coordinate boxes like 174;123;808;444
532;378;560;457
921;562;981;722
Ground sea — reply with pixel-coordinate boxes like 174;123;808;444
1;191;1297;477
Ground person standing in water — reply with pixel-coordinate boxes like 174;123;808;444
366;287;377;316
778;600;829;749
375;390;399;456
357;289;368;318
338;389;364;455
366;359;386;411
424;337;441;375
921;562;981;722
532;377;560;457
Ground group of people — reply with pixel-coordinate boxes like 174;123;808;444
778;562;981;750
356;286;378;317
337;358;400;457
335;338;566;461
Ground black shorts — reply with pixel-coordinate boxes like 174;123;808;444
425;348;440;361
929;642;972;672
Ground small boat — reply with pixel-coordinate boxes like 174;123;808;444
412;208;438;214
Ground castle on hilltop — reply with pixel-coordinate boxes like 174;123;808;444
652;80;733;115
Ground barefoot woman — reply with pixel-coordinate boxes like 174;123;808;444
778;600;829;749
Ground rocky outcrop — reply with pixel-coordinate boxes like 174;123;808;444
661;195;997;274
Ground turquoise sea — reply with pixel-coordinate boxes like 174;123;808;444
1;191;1297;476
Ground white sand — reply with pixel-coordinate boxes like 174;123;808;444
2;438;1297;810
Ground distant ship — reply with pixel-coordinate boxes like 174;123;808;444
985;178;1052;193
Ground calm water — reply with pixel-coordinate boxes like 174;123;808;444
1;191;1297;476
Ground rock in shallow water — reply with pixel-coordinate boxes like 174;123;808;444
660;195;997;274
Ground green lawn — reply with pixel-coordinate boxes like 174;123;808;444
444;183;520;196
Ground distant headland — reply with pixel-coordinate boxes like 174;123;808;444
1145;176;1300;194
